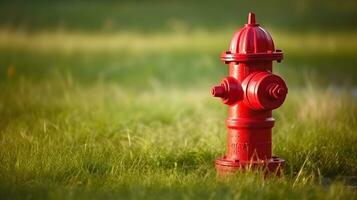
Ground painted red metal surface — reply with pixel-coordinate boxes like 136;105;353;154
211;12;287;175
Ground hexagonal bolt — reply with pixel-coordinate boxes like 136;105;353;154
268;84;287;99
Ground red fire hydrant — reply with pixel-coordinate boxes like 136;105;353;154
212;12;287;175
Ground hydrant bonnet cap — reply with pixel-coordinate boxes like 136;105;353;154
221;12;283;63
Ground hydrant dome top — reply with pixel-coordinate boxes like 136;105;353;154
221;12;283;63
230;13;274;54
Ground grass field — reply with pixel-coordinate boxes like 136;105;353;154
0;1;357;199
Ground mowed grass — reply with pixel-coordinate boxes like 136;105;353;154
1;0;357;199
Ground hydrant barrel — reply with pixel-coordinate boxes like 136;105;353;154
212;12;287;175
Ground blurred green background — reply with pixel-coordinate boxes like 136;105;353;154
0;0;356;199
0;0;356;87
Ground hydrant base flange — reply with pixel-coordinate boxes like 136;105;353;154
215;156;285;175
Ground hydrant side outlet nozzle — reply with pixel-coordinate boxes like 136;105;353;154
212;85;226;98
212;12;287;175
212;76;243;105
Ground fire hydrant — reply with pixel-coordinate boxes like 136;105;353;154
212;12;287;175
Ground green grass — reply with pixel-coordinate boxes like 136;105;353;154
1;74;356;199
0;0;357;199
